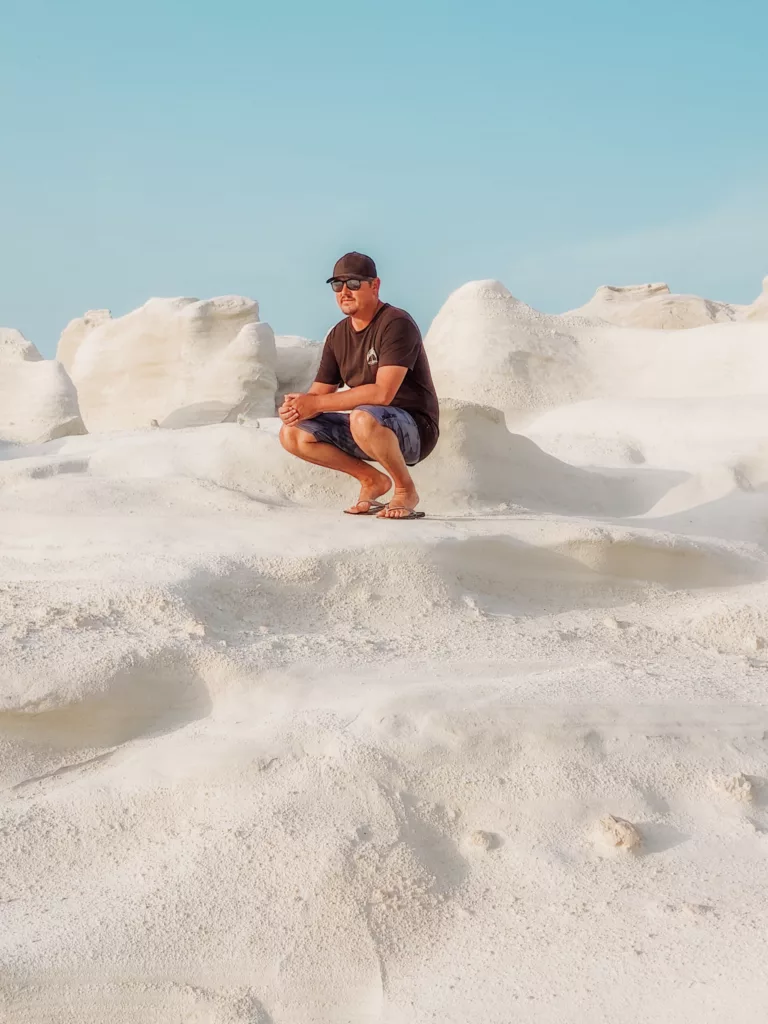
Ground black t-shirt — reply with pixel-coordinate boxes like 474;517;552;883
315;303;440;461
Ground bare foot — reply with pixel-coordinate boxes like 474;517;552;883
376;487;420;519
345;469;392;514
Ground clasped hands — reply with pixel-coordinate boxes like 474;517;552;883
279;392;319;426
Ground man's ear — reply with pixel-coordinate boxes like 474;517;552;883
371;277;381;297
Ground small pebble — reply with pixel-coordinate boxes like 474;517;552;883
466;830;500;851
712;773;753;803
598;815;642;851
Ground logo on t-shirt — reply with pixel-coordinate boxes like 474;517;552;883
366;348;378;367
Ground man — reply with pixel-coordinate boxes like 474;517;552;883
279;252;439;520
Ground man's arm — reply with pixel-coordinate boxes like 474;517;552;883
285;366;407;421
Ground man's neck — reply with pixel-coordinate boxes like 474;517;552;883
349;300;384;332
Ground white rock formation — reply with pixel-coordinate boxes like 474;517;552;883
0;328;86;444
425;279;768;420
424;280;592;416
56;308;112;373
1;326;42;362
274;335;322;409
6;271;768;1017
745;276;768;321
62;296;278;431
570;283;739;329
413;399;647;515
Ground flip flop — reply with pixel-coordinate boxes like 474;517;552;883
344;500;388;516
376;506;426;520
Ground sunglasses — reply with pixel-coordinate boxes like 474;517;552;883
330;278;370;292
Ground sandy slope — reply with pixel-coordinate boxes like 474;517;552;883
3;284;768;1022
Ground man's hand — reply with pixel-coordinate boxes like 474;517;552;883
280;393;320;424
279;399;300;426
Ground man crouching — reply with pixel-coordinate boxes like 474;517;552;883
279;252;439;520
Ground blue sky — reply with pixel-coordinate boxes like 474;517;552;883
2;0;766;355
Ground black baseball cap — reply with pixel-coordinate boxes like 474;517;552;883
326;251;377;283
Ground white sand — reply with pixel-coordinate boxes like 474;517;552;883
2;282;768;1022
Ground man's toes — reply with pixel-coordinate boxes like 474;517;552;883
378;506;409;519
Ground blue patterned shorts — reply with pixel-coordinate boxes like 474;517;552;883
296;405;422;466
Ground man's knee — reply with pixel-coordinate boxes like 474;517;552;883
279;424;314;453
349;409;380;441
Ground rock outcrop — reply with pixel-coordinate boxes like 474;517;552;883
0;328;86;443
424;280;592;414
60;296;278;431
570;282;739;329
56;309;112;373
745;276;768;321
274;335;322;409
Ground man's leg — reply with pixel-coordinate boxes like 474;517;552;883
279;424;391;513
348;410;420;519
